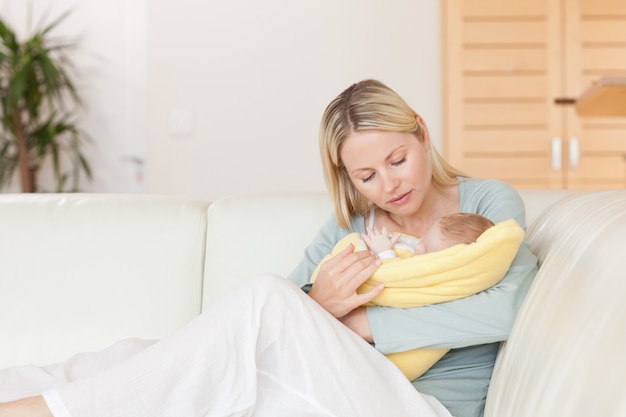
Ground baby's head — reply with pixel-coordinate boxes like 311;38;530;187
414;213;495;255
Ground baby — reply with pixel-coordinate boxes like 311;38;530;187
362;212;495;259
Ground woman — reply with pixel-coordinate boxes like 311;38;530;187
290;79;537;417
0;80;536;417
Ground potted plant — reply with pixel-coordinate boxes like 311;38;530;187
0;10;91;193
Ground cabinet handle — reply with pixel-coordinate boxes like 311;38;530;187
569;137;579;171
551;137;562;171
553;97;577;105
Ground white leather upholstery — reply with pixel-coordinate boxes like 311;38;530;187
486;190;626;417
0;194;209;368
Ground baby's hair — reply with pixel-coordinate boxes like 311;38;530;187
438;213;495;245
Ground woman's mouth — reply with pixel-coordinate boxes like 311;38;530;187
388;191;411;205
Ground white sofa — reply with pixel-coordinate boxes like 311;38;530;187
2;189;626;416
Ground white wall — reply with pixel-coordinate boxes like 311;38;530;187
147;0;442;200
1;0;441;200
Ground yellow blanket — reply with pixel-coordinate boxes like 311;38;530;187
310;218;525;380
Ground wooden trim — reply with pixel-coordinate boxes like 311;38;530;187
576;77;626;117
441;0;464;166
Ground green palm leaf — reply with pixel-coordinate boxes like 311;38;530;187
0;8;90;192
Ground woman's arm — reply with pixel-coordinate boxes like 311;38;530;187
339;307;373;343
367;179;538;354
367;250;536;353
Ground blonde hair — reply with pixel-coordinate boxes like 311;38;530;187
319;79;468;229
439;213;495;245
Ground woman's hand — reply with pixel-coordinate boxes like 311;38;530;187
308;243;384;318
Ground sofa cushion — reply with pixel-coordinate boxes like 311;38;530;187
0;194;210;369
202;191;332;308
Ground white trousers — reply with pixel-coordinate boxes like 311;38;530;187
1;274;452;417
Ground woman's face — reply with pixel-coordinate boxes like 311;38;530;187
339;129;432;217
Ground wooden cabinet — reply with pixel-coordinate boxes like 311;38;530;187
442;0;626;189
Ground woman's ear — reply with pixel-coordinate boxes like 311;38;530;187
416;115;431;150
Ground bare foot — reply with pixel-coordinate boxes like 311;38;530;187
0;396;53;417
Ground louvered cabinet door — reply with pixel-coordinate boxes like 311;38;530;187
563;0;626;189
442;0;626;189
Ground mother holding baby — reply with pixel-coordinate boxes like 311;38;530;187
290;79;537;417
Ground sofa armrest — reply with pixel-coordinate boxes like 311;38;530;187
486;190;626;417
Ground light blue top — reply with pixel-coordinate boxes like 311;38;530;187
288;178;538;417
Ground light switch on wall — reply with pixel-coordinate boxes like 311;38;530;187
167;109;195;137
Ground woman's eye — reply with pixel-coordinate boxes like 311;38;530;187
362;173;375;183
391;157;406;166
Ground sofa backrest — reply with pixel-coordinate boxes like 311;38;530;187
202;191;333;308
486;190;626;417
0;193;210;368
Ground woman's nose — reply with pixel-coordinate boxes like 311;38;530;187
381;171;400;192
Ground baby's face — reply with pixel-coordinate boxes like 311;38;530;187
414;222;455;255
